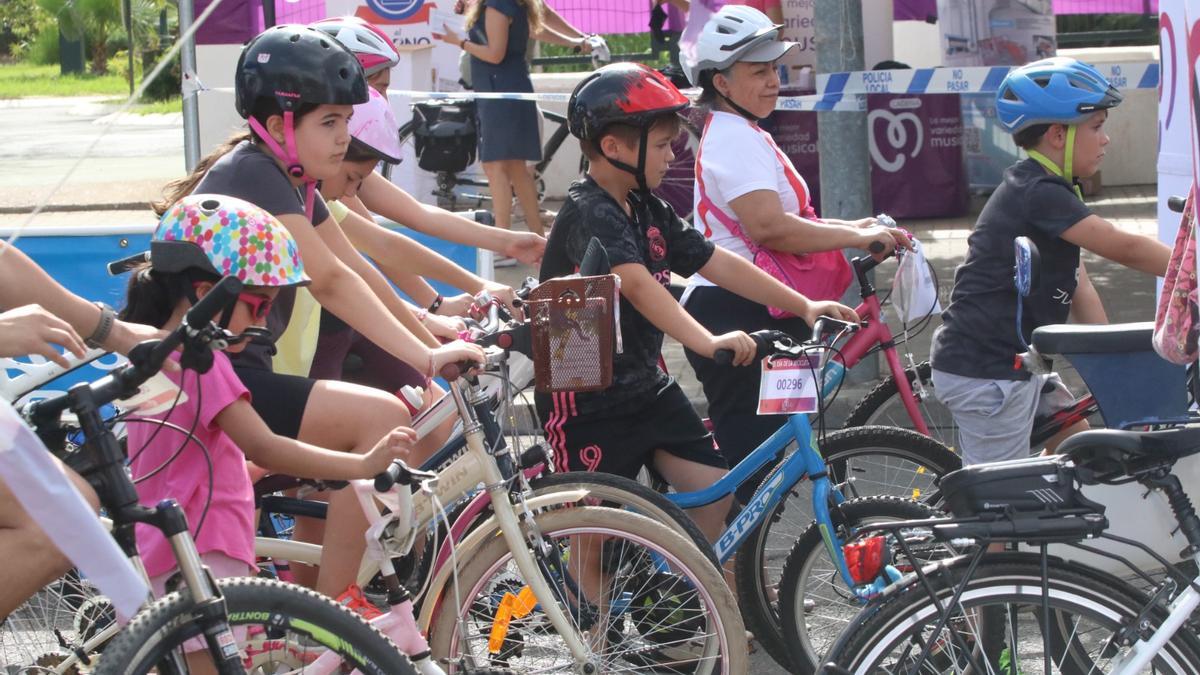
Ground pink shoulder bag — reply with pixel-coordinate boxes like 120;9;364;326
695;115;852;319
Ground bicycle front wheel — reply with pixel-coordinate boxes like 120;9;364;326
732;426;958;669
95;577;415;675
828;554;1200;674
428;506;745;674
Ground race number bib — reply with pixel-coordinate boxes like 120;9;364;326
757;356;819;415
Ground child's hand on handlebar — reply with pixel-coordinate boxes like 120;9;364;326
431;340;487;375
360;426;417;476
803;301;860;329
709;331;757;367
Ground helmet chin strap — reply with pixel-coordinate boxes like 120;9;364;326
1027;125;1084;201
248;112;319;221
718;91;764;123
601;126;652;194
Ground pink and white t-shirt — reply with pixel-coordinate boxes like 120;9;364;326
129;351;254;578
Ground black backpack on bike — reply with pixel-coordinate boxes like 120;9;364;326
412;99;478;174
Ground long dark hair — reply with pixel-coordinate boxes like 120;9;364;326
119;263;219;328
153;99;319;216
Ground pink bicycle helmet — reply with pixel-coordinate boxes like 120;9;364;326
312;16;401;77
349;88;404;164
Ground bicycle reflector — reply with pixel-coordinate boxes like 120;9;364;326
844;536;887;586
527;275;619;393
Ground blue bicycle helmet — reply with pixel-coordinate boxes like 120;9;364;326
995;57;1123;133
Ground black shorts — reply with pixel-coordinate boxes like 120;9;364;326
308;323;425;393
233;366;316;439
540;380;727;480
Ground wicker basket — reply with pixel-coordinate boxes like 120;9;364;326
526;275;618;393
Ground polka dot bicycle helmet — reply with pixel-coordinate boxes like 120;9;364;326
995;57;1123;134
311;16;401;78
153;194;309;288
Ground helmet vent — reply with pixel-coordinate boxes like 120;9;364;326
1032;76;1052;89
1002;88;1020;102
338;68;350;80
319;39;330;49
200;199;220;211
289;33;301;43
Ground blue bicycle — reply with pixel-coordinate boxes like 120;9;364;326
657;323;960;673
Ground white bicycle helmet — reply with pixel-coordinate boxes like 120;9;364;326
311;16;401;77
682;5;796;87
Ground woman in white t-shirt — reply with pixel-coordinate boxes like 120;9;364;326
680;6;909;498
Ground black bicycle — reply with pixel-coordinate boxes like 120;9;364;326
19;276;414;675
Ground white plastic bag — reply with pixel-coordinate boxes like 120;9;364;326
893;238;942;324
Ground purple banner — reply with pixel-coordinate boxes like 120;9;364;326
1054;0;1157;13
757;90;968;219
195;0;327;45
867;93;967;219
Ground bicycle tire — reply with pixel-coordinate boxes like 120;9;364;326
529;470;719;568
828;554;1200;673
842;361;961;451
776;495;941;674
428;506;746;674
95;577;416;675
731;426;958;671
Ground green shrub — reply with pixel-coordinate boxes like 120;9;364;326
27;26;59;65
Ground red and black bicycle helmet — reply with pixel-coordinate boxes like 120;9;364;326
568;63;689;191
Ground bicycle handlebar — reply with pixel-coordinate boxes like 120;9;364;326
374;459;439;492
713;320;861;366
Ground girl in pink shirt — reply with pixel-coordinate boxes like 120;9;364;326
122;194;414;659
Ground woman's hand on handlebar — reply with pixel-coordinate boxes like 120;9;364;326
0;304;87;368
708;330;757;367
430;340;486;376
359;426;417;477
852;220;912;259
803;300;860;329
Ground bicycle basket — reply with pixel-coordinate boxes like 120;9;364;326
412;99;478;173
941;455;1103;519
527;275;617;393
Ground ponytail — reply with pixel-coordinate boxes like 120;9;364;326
153;133;250;216
119;263;218;328
153;100;321;216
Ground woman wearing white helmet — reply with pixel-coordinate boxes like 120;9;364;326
680;5;909;502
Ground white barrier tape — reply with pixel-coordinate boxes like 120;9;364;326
204;62;1157;114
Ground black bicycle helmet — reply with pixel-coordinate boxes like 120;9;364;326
568;63;689;191
235;24;369;119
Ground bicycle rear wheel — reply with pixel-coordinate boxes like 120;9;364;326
843;361;961;451
732;426;958;670
828;554;1200;673
95;577;415;675
1;569;114;672
428;506;745;674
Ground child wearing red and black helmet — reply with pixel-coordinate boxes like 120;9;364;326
537;63;857;544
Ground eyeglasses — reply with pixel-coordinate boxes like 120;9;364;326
237;292;274;320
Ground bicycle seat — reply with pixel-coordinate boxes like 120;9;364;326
1060;426;1200;481
1031;322;1154;356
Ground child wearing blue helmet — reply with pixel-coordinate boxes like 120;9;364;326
930;57;1170;466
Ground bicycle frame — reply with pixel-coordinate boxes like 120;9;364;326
667;412;860;592
821;255;931;436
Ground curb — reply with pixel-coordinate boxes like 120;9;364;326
0;202;150;215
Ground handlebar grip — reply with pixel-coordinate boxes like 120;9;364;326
1169;195;1188;213
439;361;478;382
185;276;243;330
868;240;887;254
375;461;408;492
714;349;734;366
713;333;770;366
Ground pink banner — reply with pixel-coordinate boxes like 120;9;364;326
1054;0;1157;13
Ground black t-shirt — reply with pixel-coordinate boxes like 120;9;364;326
192;141;331;371
931;159;1092;381
538;177;715;416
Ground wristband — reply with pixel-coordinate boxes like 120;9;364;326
428;294;444;314
459;38;467;49
85;302;115;349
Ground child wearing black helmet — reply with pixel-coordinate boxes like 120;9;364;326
538;62;857;544
931;57;1170;466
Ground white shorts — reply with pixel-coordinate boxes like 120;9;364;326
931;369;1076;466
